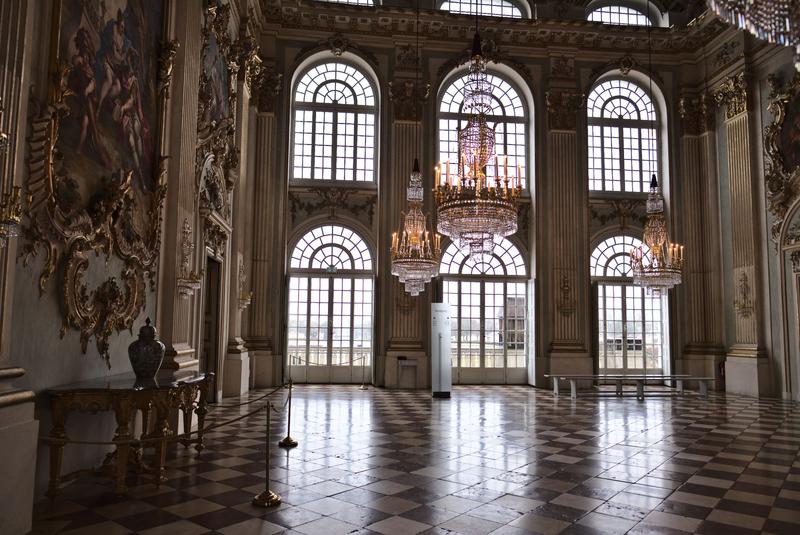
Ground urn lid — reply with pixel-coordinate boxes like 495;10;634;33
138;317;158;341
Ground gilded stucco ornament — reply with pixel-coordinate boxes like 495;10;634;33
22;59;168;365
764;72;800;244
158;39;180;98
288;188;376;226
233;21;263;94
436;36;532;87
388;79;430;122
253;67;283;113
177;219;202;299
589;199;646;229
679;93;715;136
713;72;748;120
734;271;754;318
545;90;584;131
196;0;239;234
238;260;253;310
557;274;576;316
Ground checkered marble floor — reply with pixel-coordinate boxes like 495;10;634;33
31;385;800;535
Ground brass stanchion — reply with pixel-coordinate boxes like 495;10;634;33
278;380;298;448
252;401;281;507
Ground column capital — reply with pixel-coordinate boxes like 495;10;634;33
713;72;748;120
545;90;584;131
388;78;430;122
678;93;715;135
252;67;283;114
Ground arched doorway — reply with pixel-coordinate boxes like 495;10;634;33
286;224;374;383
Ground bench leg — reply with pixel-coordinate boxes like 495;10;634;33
699;380;708;399
616;379;623;396
677;379;684;394
553;378;559;397
636;380;644;400
570;380;577;399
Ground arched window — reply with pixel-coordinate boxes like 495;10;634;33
314;0;377;5
287;225;374;382
587;78;657;193
439;71;528;188
440;238;527;384
439;0;525;18
590;236;667;374
588;5;652;26
291;61;377;182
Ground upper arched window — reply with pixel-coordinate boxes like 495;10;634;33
439;71;528;188
291;61;377;182
440;0;525;18
440;237;526;276
588;5;652;26
314;0;377;5
290;224;373;272
587;78;657;193
590;235;650;277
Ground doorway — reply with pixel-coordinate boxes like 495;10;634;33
201;258;221;401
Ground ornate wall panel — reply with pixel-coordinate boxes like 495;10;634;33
21;0;169;365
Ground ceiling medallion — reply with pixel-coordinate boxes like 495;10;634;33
434;32;521;258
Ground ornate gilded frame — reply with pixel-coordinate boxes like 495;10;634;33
765;72;800;243
20;0;175;365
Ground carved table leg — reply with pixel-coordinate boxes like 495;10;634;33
46;398;70;499
152;401;170;486
195;380;209;453
112;395;133;495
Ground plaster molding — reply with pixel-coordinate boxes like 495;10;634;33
713;71;748;120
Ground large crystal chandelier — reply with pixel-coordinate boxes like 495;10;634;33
391;159;442;296
629;175;684;295
434;33;521;258
707;1;800;70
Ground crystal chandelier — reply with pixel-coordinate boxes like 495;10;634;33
629;175;684;295
0;98;23;249
707;1;800;70
391;159;442;296
434;32;521;258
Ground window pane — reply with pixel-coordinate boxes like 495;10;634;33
588;5;652;26
440;0;524;18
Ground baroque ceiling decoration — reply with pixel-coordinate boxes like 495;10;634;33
264;0;729;53
21;1;172;364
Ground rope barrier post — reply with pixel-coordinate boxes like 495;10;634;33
278;380;298;448
252;401;282;507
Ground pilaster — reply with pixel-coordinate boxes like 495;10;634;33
246;67;283;387
544;90;591;378
0;3;38;532
157;1;203;370
713;72;770;395
677;94;726;385
383;75;431;388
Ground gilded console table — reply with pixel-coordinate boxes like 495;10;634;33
46;371;213;497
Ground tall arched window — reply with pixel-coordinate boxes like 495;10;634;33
314;0;377;5
441;238;527;384
439;0;526;18
291;61;377;182
587;5;652;26
439;71;528;188
287;225;374;383
587;78;657;193
591;235;668;374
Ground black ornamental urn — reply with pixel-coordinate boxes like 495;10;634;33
128;317;165;379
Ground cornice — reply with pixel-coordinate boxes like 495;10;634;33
261;1;728;54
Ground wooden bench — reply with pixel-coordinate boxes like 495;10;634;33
543;374;715;400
